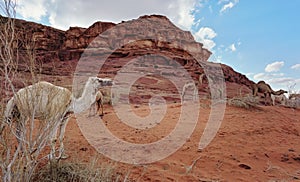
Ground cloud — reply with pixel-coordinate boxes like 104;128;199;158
219;0;239;14
267;77;296;84
228;43;236;52
17;0;47;21
194;27;217;51
265;61;284;72
16;0;200;31
253;72;284;81
168;0;197;30
253;73;267;80
291;64;300;70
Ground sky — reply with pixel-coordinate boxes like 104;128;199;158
9;0;300;92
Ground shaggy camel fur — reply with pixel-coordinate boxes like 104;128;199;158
3;77;113;159
89;90;104;116
252;80;287;105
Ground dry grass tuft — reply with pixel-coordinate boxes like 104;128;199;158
285;99;300;109
32;159;119;182
228;95;260;109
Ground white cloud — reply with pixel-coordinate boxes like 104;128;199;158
194;27;217;51
17;0;47;21
291;64;300;70
245;72;254;77
268;77;295;84
253;73;267;80
220;2;234;13
265;61;284;72
228;43;236;52
253;72;284;81
168;0;197;30
16;0;201;31
219;0;239;14
218;0;230;5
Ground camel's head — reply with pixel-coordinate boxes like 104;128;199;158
89;77;113;89
99;78;113;87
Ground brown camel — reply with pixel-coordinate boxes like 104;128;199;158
89;90;104;116
252;81;287;105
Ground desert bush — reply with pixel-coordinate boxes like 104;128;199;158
228;95;260;109
285;99;300;109
32;159;119;182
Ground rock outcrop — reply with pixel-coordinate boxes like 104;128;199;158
0;14;254;98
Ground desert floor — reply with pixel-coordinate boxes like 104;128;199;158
62;101;300;182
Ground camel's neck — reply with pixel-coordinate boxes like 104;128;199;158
266;85;275;93
72;81;97;113
272;90;283;95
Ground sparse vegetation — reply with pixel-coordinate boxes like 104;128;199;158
228;95;260;109
285;83;300;109
32;159;118;182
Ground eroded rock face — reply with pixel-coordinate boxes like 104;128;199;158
0;14;254;97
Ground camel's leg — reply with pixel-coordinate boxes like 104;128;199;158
252;86;258;97
193;87;197;102
264;92;271;105
97;99;103;116
182;86;186;101
100;101;104;116
88;102;96;117
271;95;275;106
57;117;70;159
50;131;57;160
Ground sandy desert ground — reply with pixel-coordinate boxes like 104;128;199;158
61;100;300;181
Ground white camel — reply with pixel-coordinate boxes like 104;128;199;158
89;90;104;117
271;94;287;106
3;77;113;159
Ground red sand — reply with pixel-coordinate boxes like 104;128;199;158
63;102;300;181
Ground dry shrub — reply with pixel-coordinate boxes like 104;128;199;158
32;159;119;182
228;95;260;109
285;99;300;109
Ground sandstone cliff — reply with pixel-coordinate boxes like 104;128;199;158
0;14;253;96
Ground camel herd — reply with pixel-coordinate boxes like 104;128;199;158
181;73;298;107
1;74;299;160
251;80;288;106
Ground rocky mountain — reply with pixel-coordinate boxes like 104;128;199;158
0;14;253;99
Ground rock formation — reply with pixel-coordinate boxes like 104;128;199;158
0;14;254;100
